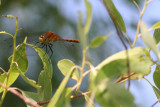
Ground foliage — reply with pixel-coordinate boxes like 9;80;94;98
0;0;160;107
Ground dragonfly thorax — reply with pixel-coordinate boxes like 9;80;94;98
39;35;50;44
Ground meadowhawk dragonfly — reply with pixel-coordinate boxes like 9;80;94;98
36;31;79;58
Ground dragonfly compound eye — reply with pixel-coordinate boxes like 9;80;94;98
39;35;46;44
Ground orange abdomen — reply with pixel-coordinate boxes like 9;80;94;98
63;39;79;43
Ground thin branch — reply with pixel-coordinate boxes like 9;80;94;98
37;100;50;106
125;33;132;48
132;0;141;13
0;83;40;107
147;0;154;4
115;72;135;83
137;28;152;38
71;91;91;99
151;100;158;107
0;67;7;74
37;91;91;106
151;98;160;107
103;1;131;90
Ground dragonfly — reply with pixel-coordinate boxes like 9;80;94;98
36;31;79;58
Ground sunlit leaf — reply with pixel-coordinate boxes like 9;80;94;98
141;22;160;59
95;47;153;81
38;70;52;102
153;29;160;44
27;44;53;103
27;44;53;79
151;21;160;30
89;34;110;48
153;65;160;90
2;14;15;19
55;88;72;107
21;91;39;103
48;63;75;107
77;0;92;49
152;85;160;100
58;59;79;82
84;0;92;35
0;38;28;93
0;73;8;93
95;81;136;107
103;0;126;33
85;94;95;107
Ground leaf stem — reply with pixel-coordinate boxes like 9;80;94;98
75;48;88;95
132;0;148;48
0;16;19;106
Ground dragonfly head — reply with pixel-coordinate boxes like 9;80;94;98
39;35;48;44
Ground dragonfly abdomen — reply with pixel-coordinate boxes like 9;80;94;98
63;39;79;43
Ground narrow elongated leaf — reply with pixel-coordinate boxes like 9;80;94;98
153;29;160;44
77;0;92;49
58;59;79;82
2;14;15;19
141;22;160;59
55;88;72;107
103;0;126;33
27;44;53;79
89;34;110;48
95;47;153;81
84;0;92;35
48;61;75;107
85;94;95;107
27;44;53;103
152;85;160;100
151;21;160;30
153;65;160;90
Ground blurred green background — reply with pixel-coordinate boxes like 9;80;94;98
0;0;160;107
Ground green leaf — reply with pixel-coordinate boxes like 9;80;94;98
95;81;136;107
153;29;160;44
95;47;153;81
151;21;160;30
0;38;28;93
48;64;75;107
19;69;41;89
84;0;92;36
141;22;160;59
27;44;53;105
58;59;79;82
103;0;126;33
89;34;110;48
2;14;15;19
27;44;53;79
9;37;28;73
153;65;160;90
21;91;39;103
77;0;92;49
0;31;13;37
21;91;39;107
152;85;160;99
55;88;72;107
38;70;52;102
85;94;95;107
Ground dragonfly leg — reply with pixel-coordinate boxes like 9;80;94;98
43;45;48;57
48;44;53;58
35;42;40;45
